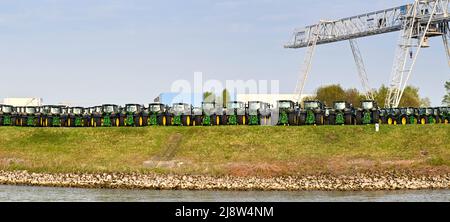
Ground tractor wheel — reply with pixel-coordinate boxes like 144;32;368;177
139;116;144;127
345;114;352;125
288;113;296;126
221;115;227;125
142;116;148;127
162;115;168;126
355;112;362;125
115;118;120;127
299;113;306;126
67;118;72;127
372;111;379;125
194;116;202;126
215;115;221;126
315;113;324;125
328;114;335;125
388;117;393;125
420;117;427;125
444;118;449;125
401;116;407;125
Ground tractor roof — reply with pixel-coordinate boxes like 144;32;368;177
173;103;190;105
277;100;294;103
103;104;118;106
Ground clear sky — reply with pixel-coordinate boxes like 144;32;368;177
0;0;448;106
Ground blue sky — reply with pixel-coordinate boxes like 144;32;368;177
0;0;448;106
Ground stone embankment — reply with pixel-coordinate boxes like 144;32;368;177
0;170;449;191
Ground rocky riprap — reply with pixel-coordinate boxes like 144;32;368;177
0;170;449;191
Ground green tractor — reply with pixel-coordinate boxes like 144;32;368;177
385;108;400;125
328;101;353;125
99;104;120;127
438;107;449;124
299;100;325;125
169;103;193;126
67;107;85;127
90;106;103;127
398;107;419;125
18;106;41;127
247;101;271;126
355;100;379;125
42;105;64;127
194;102;224;126
0;105;16;126
147;103;169;126
120;104;146;127
276;100;298;126
14;107;26;126
224;101;247;125
418;107;439;125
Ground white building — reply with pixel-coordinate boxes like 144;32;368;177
2;98;43;106
236;94;313;107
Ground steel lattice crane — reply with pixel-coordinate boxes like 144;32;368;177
286;0;450;108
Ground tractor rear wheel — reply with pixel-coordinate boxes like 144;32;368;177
401;116;407;125
355;112;362;125
315;113;324;125
345;114;352;125
288;113;296;126
328;114;335;125
298;113;306;126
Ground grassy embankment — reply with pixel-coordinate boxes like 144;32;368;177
0;125;449;177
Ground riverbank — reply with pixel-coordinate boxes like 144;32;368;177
0;126;449;190
1;170;449;191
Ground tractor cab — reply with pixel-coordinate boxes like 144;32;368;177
303;100;324;111
418;107;438;124
103;104;119;114
360;100;377;110
224;101;247;125
248;101;270;116
25;106;38;115
400;107;417;116
42;105;63;127
277;100;295;110
61;107;69;114
248;101;271;125
201;102;218;116
0;105;15;126
171;103;192;115
124;104;142;113
0;105;14;114
419;107;435;116
147;103;168;126
70;107;85;115
333;101;351;111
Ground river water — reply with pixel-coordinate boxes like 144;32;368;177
0;185;449;202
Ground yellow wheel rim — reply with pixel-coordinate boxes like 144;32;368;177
163;116;167;126
186;116;191;126
139;117;143;126
421;118;426;125
216;116;220;125
388;118;393;125
45;119;48;127
91;118;94;126
401;117;407;125
68;119;71;126
193;119;196;126
445;119;449;124
116;118;119;127
394;120;397;125
243;116;246;125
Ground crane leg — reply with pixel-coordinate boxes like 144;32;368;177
294;23;321;102
443;23;450;67
349;39;374;100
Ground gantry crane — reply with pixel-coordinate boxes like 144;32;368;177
286;0;449;108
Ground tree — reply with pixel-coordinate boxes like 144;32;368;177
315;84;346;107
344;88;365;107
373;85;427;107
203;91;215;103
443;81;450;106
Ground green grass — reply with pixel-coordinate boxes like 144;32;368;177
0;125;449;176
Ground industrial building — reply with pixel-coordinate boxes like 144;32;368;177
2;98;43;107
